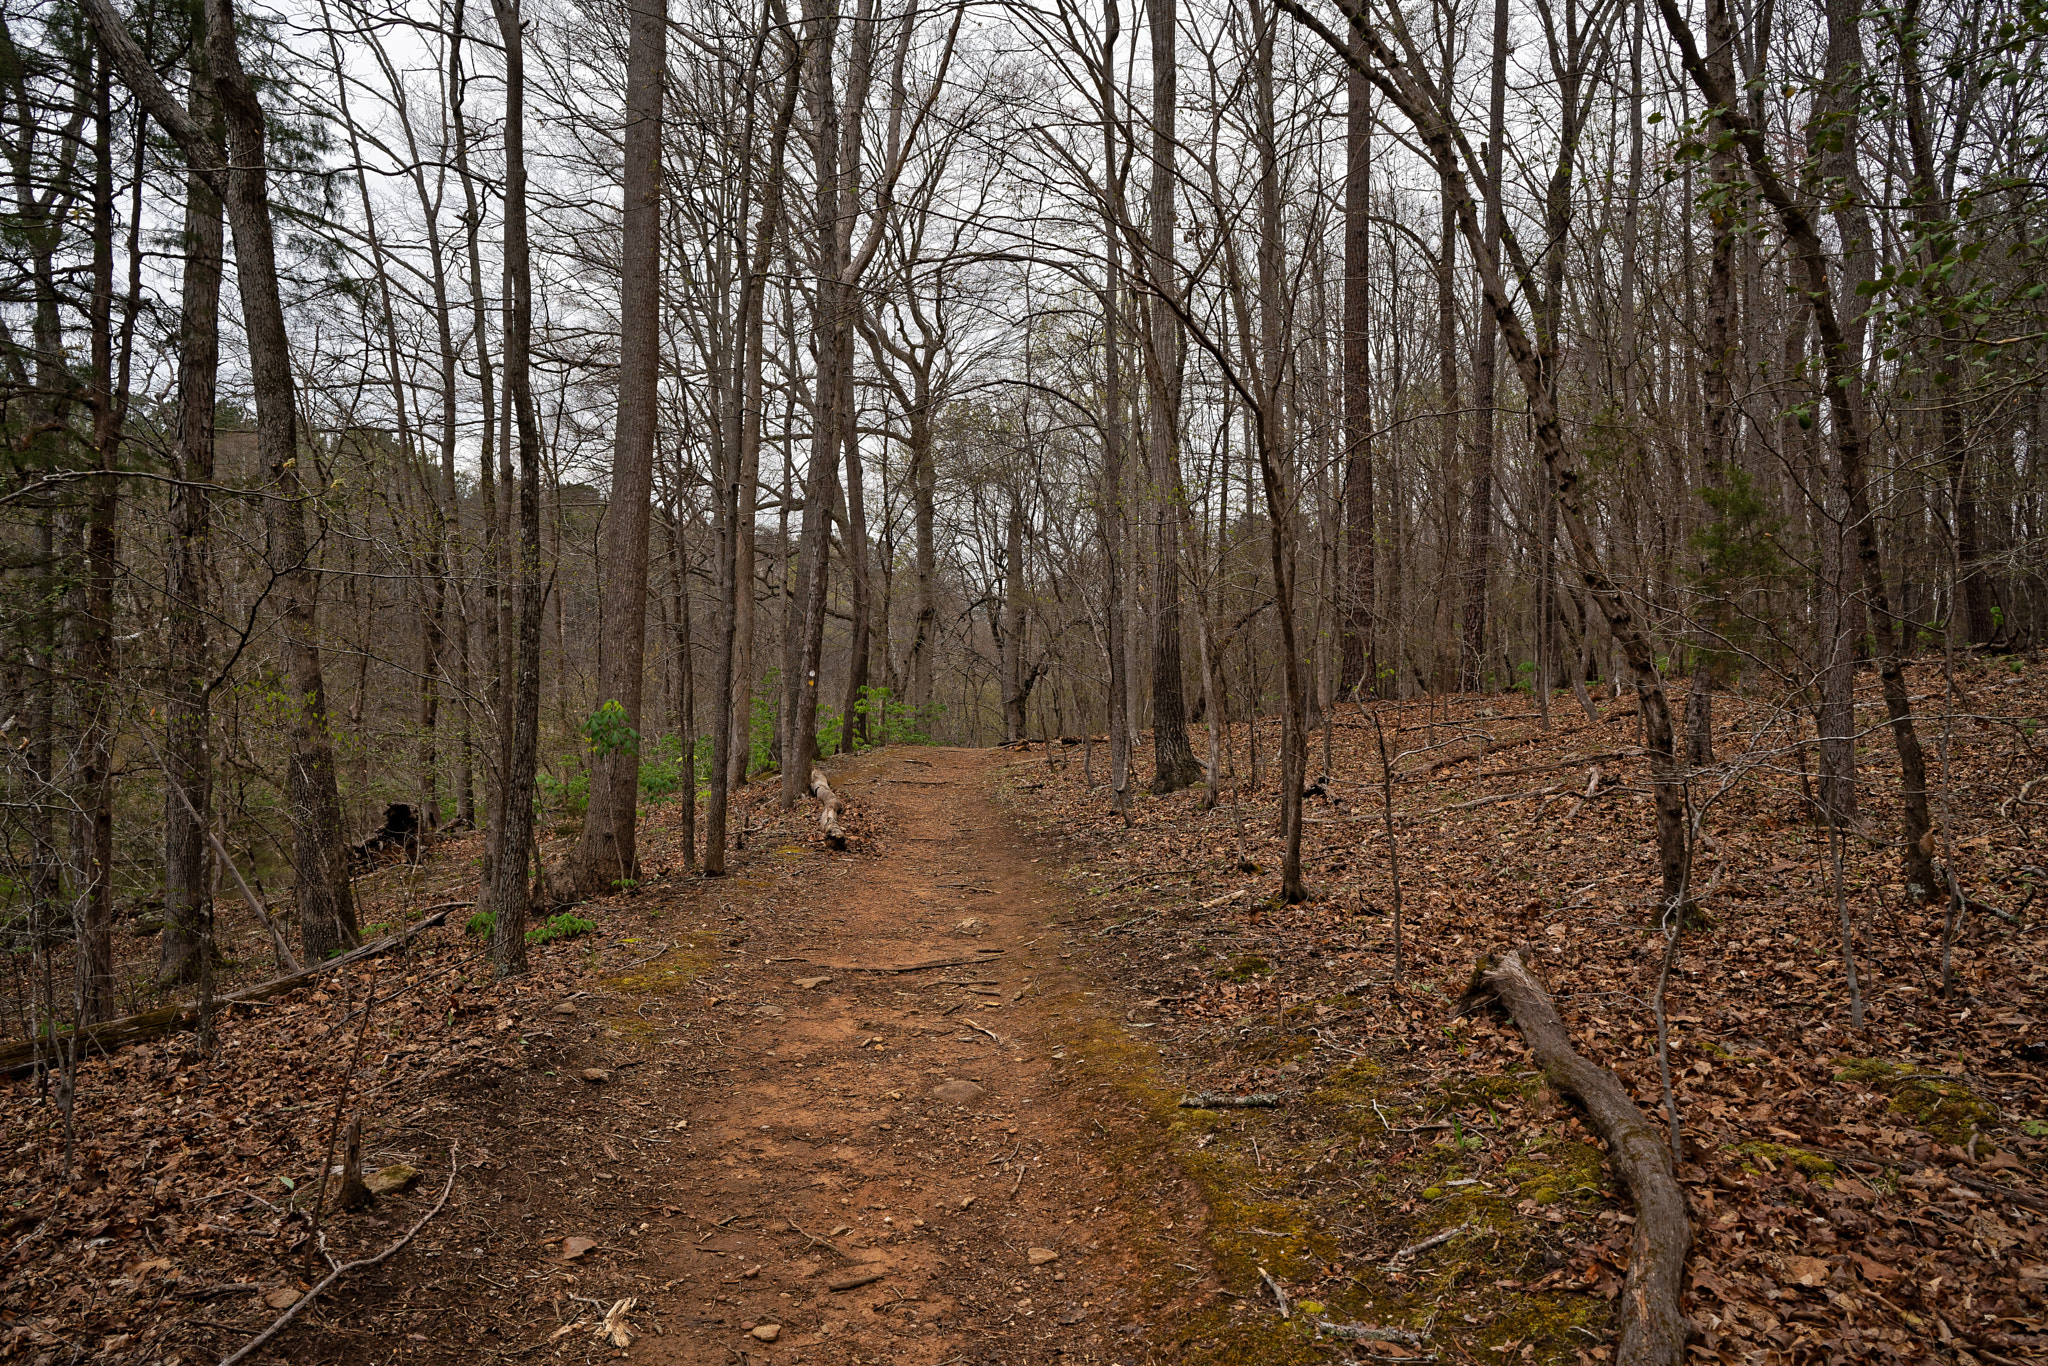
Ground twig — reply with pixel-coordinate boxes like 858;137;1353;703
1259;1266;1291;1318
1317;1321;1430;1348
217;1154;456;1366
1386;1223;1471;1267
965;1019;1001;1046
786;1221;859;1262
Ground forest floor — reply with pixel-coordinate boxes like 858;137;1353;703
4;656;2047;1366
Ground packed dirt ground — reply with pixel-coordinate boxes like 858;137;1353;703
3;656;2046;1366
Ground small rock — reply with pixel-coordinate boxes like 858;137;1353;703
931;1079;985;1106
766;1219;791;1234
753;1004;786;1019
581;1068;611;1084
749;1324;781;1342
794;976;832;990
262;1286;302;1310
1028;1247;1060;1265
363;1163;421;1196
952;917;985;936
553;1002;578;1017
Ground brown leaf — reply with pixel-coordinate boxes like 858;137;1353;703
561;1236;598;1261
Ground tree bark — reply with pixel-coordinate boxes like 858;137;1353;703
161;21;225;990
567;0;666;899
1459;0;1507;695
1142;0;1202;794
785;0;852;810
1340;29;1375;699
487;0;543;975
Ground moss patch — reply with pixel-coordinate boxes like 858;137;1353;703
1835;1057;1998;1144
1736;1141;1837;1181
605;931;719;999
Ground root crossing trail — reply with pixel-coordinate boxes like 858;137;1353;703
437;748;1196;1366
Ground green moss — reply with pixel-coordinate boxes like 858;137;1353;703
1735;1142;1837;1181
605;931;719;996
1834;1056;1998;1144
1215;954;1272;981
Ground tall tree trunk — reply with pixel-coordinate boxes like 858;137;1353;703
667;506;697;867
1000;493;1029;741
1252;0;1307;901
487;0;544;974
75;51;119;1022
1098;0;1132;819
451;0;498;847
84;0;366;961
709;13;798;872
839;419;874;750
1895;0;1994;644
785;0;850;809
1140;0;1201;793
161;23;225;989
1459;0;1507;694
567;0;666;898
906;366;937;714
1340;27;1375;698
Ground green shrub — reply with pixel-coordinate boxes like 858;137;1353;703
464;910;495;938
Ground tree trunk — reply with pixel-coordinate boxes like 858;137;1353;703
487;0;543;975
1098;0;1132;820
85;0;362;959
75;53;120;1022
1141;0;1202;794
450;0;497;845
212;0;360;962
567;0;665;899
785;0;850;810
1000;493;1029;742
1459;0;1507;695
840;418;874;750
161;25;225;990
1252;0;1307;901
709;30;798;872
1340;30;1375;699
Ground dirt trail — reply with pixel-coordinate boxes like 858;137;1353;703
443;747;1199;1365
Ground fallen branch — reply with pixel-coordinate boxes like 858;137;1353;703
1259;1266;1291;1318
217;1152;456;1366
0;906;461;1075
1179;1092;1281;1109
808;769;847;849
1385;1222;1471;1266
1317;1321;1430;1348
1458;950;1688;1366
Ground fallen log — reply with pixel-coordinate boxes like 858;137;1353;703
1457;949;1688;1366
808;769;847;849
0;903;464;1075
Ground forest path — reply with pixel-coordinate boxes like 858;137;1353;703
476;747;1199;1366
